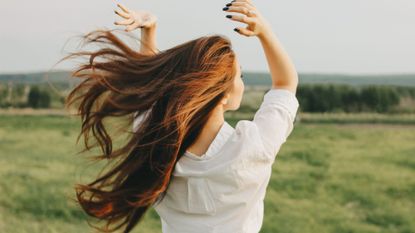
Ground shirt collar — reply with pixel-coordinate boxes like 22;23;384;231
185;121;234;160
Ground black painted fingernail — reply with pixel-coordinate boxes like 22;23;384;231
234;28;239;32
226;15;232;18
223;7;229;11
226;3;232;6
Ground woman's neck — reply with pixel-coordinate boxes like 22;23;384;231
187;106;225;157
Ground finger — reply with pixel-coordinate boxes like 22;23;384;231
114;18;135;26
227;2;254;10
126;21;141;31
233;0;253;3
234;27;255;37
230;0;254;7
226;14;254;24
225;2;257;18
114;9;129;19
224;6;251;16
117;3;130;13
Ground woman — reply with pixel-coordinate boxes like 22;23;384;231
64;0;299;232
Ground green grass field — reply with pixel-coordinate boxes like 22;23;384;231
0;115;414;233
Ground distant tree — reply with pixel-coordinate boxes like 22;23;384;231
298;84;341;112
360;86;400;113
297;84;403;113
297;85;311;112
0;84;7;107
39;90;51;108
339;85;361;112
28;86;41;108
327;84;342;111
28;86;51;108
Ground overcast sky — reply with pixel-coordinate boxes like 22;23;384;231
0;0;414;75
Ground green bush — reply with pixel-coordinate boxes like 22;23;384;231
27;86;51;109
297;84;403;113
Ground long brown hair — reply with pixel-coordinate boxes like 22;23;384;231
62;28;237;232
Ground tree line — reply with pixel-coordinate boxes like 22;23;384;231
241;84;415;114
296;84;415;113
1;83;415;113
0;84;56;109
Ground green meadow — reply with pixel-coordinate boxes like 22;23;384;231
0;114;414;233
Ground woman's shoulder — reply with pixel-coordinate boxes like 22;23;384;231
222;120;272;164
175;120;267;170
233;119;265;148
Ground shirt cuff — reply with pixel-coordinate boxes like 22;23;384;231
262;88;300;122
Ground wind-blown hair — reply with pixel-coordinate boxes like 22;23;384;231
62;28;237;232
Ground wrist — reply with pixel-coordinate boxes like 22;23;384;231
257;21;273;41
142;22;157;32
140;24;158;55
141;25;157;41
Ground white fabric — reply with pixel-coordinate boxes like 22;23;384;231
133;88;300;233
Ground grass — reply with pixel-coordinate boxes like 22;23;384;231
0;115;414;233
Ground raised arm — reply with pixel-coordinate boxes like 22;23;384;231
223;0;298;94
224;0;300;161
257;26;298;94
139;26;158;56
113;2;159;56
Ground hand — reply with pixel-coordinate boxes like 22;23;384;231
223;0;270;38
113;2;158;32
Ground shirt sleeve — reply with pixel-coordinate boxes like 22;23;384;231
252;88;300;162
132;109;151;132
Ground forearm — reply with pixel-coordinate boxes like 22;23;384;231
258;24;299;92
140;25;158;55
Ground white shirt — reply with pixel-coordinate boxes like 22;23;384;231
133;88;300;233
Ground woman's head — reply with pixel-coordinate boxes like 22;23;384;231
62;28;242;233
222;55;244;111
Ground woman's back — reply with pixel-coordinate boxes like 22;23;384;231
134;88;300;233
